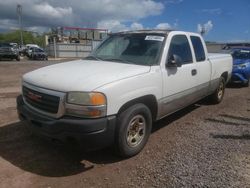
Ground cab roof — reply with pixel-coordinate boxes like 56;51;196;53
112;29;174;35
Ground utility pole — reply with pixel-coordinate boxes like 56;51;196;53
17;4;23;46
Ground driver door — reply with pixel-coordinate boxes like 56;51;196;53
159;34;198;117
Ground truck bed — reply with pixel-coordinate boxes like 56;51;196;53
208;53;233;83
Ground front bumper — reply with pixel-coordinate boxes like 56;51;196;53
0;52;18;59
33;54;47;60
17;95;116;150
231;72;249;84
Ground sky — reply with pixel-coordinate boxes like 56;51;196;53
0;0;249;42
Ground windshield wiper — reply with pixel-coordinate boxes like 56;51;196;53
84;55;103;61
104;58;133;64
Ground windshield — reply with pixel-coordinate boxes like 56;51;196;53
0;43;12;47
88;34;165;65
232;49;250;59
35;48;44;52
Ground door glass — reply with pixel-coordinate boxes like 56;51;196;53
190;36;206;62
168;35;193;64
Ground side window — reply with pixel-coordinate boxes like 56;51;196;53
190;36;206;62
168;35;193;64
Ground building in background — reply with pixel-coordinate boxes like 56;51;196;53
45;27;108;58
47;27;108;44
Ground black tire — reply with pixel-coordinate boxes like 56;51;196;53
115;103;152;158
209;77;225;104
242;78;249;87
16;55;20;61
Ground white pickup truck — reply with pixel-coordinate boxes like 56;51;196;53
17;30;232;157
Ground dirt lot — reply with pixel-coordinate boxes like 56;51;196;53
0;60;249;188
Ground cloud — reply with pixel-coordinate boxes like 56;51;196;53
75;0;164;21
155;23;172;30
165;0;184;4
97;20;144;32
97;20;174;32
97;20;128;32
0;19;18;30
197;20;213;35
0;0;165;32
33;2;72;19
200;8;222;15
130;22;144;30
26;26;49;33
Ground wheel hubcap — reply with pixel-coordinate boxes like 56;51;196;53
217;82;224;99
126;115;146;147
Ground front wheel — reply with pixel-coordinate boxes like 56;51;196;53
16;55;20;61
209;77;225;104
115;104;152;158
243;78;249;87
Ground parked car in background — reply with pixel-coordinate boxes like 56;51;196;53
25;44;40;57
30;47;48;60
230;48;250;86
18;45;27;56
10;42;18;47
0;43;20;61
26;44;39;49
27;47;36;58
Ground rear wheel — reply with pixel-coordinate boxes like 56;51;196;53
209;77;225;104
115;104;152;157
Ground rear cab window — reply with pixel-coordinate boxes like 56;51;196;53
190;36;206;62
168;35;193;65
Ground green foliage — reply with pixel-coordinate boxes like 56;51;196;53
0;30;45;47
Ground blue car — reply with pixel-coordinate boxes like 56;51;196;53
230;48;250;86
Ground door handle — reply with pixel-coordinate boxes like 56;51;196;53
191;69;197;76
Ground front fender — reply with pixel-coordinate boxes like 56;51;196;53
94;67;163;116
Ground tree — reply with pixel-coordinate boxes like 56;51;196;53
0;30;45;47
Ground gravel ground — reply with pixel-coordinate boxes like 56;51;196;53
0;60;249;188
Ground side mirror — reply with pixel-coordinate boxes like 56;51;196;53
167;54;183;67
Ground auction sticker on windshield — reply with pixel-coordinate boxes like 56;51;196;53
145;36;164;42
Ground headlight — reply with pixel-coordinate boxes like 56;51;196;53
237;63;247;69
66;92;107;118
67;92;106;105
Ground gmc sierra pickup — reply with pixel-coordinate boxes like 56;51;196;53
17;30;232;157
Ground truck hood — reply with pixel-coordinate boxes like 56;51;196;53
233;59;250;65
23;59;151;92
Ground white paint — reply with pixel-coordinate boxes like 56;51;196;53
23;60;151;92
22;30;233;117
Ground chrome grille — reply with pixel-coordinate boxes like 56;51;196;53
23;86;60;114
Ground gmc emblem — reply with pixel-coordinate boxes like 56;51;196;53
27;91;42;102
